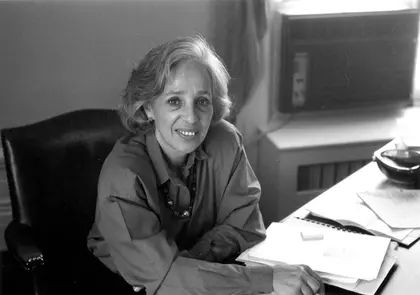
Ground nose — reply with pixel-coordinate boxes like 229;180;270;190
183;104;198;124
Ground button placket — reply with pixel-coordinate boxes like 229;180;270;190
162;163;197;219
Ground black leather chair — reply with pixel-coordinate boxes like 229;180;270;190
1;109;142;295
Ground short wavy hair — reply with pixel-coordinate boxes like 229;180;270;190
118;35;232;133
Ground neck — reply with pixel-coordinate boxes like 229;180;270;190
167;160;182;173
165;153;185;168
155;131;186;167
160;148;185;170
165;154;189;183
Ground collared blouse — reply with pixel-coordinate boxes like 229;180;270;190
87;120;273;295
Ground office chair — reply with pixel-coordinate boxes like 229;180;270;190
1;109;143;295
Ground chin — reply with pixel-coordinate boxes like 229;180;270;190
180;144;199;154
176;140;201;154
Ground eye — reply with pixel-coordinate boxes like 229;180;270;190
197;96;211;106
167;97;181;105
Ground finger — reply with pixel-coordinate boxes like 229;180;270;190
299;265;323;294
301;271;321;294
300;265;323;284
312;279;325;295
317;278;325;295
300;281;314;295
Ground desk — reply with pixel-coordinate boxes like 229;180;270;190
289;162;420;295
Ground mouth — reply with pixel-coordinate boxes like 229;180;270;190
176;129;198;139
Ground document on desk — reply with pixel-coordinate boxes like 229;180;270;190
246;221;391;281
237;250;359;285
239;241;398;295
327;241;398;295
305;191;414;245
357;190;420;229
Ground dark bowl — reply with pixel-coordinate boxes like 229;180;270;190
373;148;420;186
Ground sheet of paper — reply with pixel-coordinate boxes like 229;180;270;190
263;256;396;295
402;228;420;245
306;192;412;242
247;221;391;281
330;242;398;295
358;190;420;229
238;233;398;294
239;242;398;295
238;244;359;285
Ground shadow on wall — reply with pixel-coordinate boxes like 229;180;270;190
209;0;268;124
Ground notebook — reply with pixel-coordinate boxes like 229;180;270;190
304;191;420;246
287;217;398;295
245;219;391;281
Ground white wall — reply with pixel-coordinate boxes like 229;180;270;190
0;0;213;129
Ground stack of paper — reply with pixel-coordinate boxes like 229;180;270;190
237;218;397;295
305;189;420;246
357;190;420;229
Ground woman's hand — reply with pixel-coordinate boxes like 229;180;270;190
272;263;325;295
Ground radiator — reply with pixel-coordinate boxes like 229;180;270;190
297;159;371;192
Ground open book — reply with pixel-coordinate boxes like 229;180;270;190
304;191;420;246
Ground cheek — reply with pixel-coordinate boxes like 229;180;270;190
205;113;213;127
202;107;214;123
200;111;213;136
155;115;175;135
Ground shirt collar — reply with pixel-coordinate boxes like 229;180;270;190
145;131;209;186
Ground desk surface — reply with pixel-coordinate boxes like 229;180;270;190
292;162;420;295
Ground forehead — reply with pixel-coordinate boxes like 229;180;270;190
166;60;212;89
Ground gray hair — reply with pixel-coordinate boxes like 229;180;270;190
118;35;232;133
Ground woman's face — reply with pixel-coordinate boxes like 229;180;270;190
145;60;214;166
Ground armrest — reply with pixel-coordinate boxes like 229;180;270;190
4;220;45;271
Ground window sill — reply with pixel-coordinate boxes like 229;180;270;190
264;105;420;151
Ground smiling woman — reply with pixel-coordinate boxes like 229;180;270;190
143;60;214;166
86;36;324;295
118;36;231;135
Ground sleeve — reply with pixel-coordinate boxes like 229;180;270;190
96;168;273;295
186;131;267;265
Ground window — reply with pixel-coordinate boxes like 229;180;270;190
272;0;420;111
277;0;418;15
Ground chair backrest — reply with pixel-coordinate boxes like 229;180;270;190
1;109;126;255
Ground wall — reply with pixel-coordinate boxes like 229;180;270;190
0;0;212;129
0;0;213;251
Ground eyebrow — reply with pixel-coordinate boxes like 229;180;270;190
165;90;211;96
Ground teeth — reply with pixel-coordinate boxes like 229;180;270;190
178;130;195;136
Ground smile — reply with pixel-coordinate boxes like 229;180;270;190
176;129;197;138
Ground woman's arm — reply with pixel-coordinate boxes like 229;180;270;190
185;126;266;264
96;169;273;295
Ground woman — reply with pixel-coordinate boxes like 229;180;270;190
87;36;324;295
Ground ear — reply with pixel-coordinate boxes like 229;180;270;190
142;102;154;121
